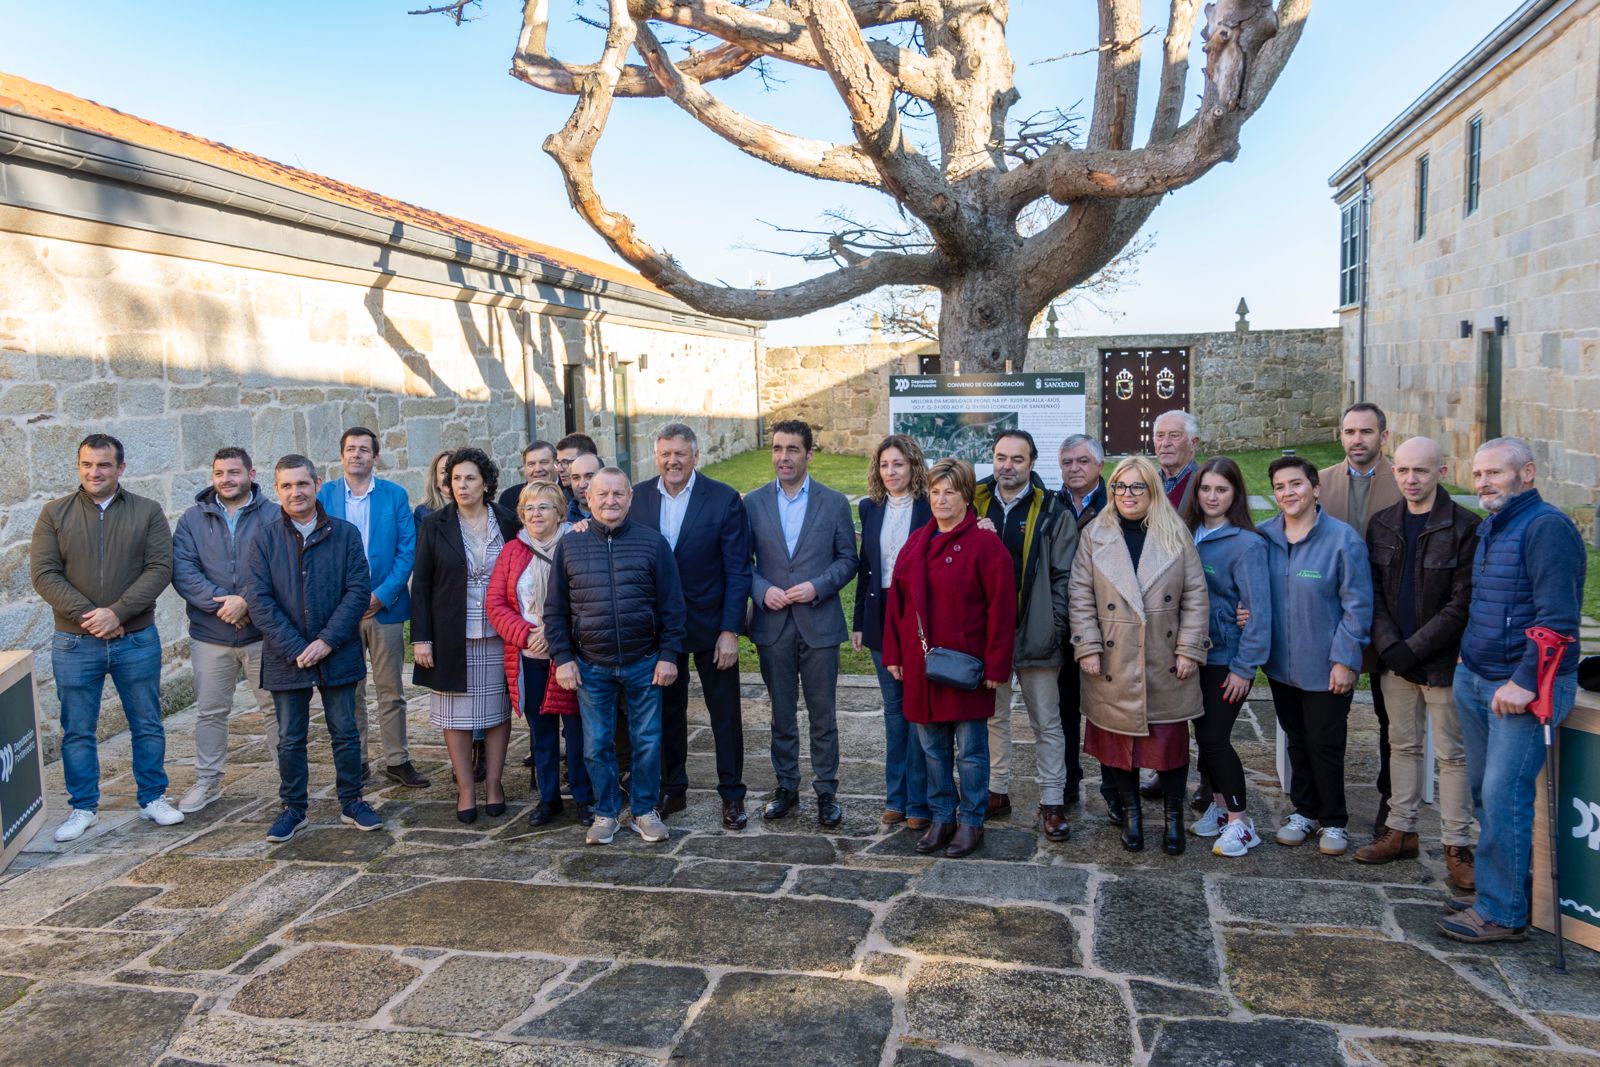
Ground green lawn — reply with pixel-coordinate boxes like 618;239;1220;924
702;448;871;498
1588;549;1600;622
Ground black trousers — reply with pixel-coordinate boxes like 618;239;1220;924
660;649;746;804
1269;679;1352;828
1058;655;1117;803
1370;673;1391;798
1195;665;1247;812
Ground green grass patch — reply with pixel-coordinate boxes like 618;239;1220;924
701;449;871;498
1587;549;1600;622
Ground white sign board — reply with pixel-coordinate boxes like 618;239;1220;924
887;373;1088;490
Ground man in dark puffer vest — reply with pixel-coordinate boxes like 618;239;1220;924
544;467;687;848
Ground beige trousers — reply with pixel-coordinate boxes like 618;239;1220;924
191;639;276;781
354;618;411;767
987;668;1068;804
1381;672;1474;845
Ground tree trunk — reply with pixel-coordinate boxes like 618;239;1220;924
937;266;1029;373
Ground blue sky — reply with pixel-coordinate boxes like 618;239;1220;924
2;0;1518;344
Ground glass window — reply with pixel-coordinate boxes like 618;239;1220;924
1416;154;1429;239
1466;116;1482;215
1338;197;1364;307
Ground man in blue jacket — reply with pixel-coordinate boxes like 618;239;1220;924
1438;437;1586;944
243;455;382;841
317;427;428;788
630;423;753;830
171;447;279;813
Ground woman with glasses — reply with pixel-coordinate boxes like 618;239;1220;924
487;481;594;827
1069;456;1209;854
1180;457;1272;857
853;434;934;831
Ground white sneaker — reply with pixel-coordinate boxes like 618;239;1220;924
1213;818;1261;857
1190;802;1226;838
632;811;668;843
586;815;618;845
1317;826;1349;856
1275;813;1317;847
52;809;98;842
178;777;222;814
139;796;186;827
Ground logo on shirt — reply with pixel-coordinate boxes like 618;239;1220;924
1295;569;1324;580
1202;564;1216;576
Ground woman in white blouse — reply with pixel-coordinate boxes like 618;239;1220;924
852;434;934;830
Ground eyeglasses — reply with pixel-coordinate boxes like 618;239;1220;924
554;459;573;469
522;504;560;514
1109;482;1150;496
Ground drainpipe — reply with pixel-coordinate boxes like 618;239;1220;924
1356;165;1371;403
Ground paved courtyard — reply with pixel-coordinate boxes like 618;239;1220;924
2;674;1598;1066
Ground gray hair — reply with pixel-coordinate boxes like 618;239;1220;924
1477;436;1535;469
1058;434;1105;463
592;465;632;488
653;422;698;452
1153;409;1199;439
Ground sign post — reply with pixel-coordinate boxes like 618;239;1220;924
886;373;1088;489
0;652;47;870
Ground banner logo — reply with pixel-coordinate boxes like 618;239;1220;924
1573;797;1600;850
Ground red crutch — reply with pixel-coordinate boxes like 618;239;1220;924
1528;625;1577;972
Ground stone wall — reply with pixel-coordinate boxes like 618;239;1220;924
758;328;1342;455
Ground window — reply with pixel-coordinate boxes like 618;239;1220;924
1465;115;1482;215
1415;154;1429;239
1338;197;1364;307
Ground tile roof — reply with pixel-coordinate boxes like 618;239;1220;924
0;70;658;293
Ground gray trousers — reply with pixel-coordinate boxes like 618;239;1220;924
354;618;410;767
757;615;840;796
191;639;276;781
988;667;1068;804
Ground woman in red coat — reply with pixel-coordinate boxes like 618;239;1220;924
884;458;1016;858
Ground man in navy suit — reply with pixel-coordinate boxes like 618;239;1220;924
630;423;753;829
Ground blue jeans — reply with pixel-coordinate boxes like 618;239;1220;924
1456;666;1578;928
273;683;364;811
52;627;167;810
916;719;989;828
576;657;662;820
522;657;592;807
873;651;928;819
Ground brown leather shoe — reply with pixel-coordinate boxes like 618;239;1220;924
1444;845;1476;890
881;809;905;825
915;821;957;854
985;792;1012;820
1354;826;1419;865
1039;804;1070;843
945;824;984;858
904;817;931;831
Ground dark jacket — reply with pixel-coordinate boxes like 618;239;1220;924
629;474;752;654
1460;489;1586;688
1367;488;1478;687
747;478;859;648
410;503;521;692
543;517;687;669
31;486;173;636
241;505;371;691
853;495;933;653
973;473;1078;669
1058;479;1108;528
172;486;280;647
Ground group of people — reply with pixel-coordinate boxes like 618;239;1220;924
30;400;1584;947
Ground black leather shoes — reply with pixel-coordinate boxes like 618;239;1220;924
659;793;688;817
457;806;478;825
722;800;749;830
945;824;984;858
763;788;799;821
1119;792;1144;851
915;821;957;853
575;804;594;827
485;802;507;818
528;802;562;827
817;793;844;828
384;760;431;788
1162;797;1185;855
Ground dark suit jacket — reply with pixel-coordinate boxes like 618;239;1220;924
853;495;933;653
747;478;859;649
629;474;753;654
410;502;520;692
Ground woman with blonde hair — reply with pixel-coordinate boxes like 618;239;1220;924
852;434;933;830
414;449;452;527
1069;455;1209;854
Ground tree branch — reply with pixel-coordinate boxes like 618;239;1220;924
1088;0;1143;151
1149;0;1201;142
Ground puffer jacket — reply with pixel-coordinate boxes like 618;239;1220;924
171;485;280;646
543;517;686;668
241;505;371;691
31;486;172;635
1366;487;1478;688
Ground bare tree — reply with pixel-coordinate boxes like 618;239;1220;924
444;0;1308;371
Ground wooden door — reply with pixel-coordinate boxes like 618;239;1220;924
1100;347;1191;455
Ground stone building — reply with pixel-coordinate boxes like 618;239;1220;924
1329;0;1600;511
0;72;761;686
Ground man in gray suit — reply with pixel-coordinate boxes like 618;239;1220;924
747;420;860;827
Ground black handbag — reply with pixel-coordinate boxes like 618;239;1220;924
917;611;984;691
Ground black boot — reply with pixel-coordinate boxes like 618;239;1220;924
1119;793;1144;852
1163;797;1186;855
1105;792;1125;827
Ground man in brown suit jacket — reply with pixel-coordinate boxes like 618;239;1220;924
1317;402;1405;836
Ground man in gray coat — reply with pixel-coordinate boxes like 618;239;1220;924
747;420;859;827
171;447;279;813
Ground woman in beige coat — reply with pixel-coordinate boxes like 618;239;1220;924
1069;455;1209;854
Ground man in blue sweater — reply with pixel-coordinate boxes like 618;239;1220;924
1438;437;1586;944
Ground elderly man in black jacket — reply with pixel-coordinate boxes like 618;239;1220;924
545;467;687;847
1355;437;1478;888
242;455;381;843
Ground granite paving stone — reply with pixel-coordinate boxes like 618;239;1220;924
518;963;707;1047
865;827;1037;861
128;855;275;908
1215;876;1386;928
0;981;194;1066
911;859;1089;904
39;884;161;927
0;974;30;1011
1495;955;1600;1016
559;850;679;887
666;859;790;893
1355;1036;1598;1066
792;866;910;901
152;864;354;971
370;848;552;881
882;896;1081;968
905;961;1131;1065
268;826;398;863
1146;1019;1342;1066
0;853;143;924
678;832;837;865
231;945;421;1022
392;954;565;1032
1129;979;1233;1018
670;971;893;1066
0;926;162;977
1094;873;1218;986
891;1048;974;1067
304;874;433;920
1540;1014;1600;1052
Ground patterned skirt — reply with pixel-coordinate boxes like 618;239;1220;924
429;636;511;730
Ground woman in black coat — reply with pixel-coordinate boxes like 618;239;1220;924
412;447;521;822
